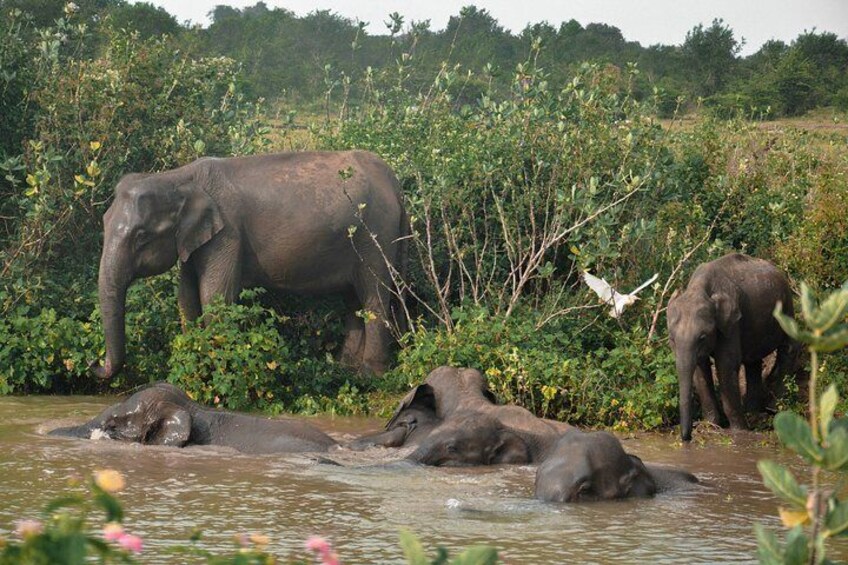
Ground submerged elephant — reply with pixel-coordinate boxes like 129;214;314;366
93;151;408;379
667;253;797;441
407;411;555;466
534;429;698;503
349;366;569;459
48;382;337;454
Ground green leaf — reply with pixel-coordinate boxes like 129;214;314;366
774;411;823;464
800;283;818;326
754;523;783;565
823;425;848;471
773;306;815;344
94;491;124;523
451;546;499;565
821;384;839;439
810;287;848;332
398;529;428;565
783;526;809;565
757;460;807;507
824;499;848;537
812;326;848;353
43;494;86;515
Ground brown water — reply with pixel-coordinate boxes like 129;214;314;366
0;396;844;564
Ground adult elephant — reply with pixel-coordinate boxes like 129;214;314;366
667;253;796;441
349;366;570;458
93;151;408;379
48;382;337;454
534;429;698;502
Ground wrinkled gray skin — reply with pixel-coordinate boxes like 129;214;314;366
349;366;570;465
534;429;698;503
48;382;337;454
94;151;407;379
407;412;547;466
667;253;797;442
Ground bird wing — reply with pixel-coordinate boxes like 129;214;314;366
582;271;614;303
628;273;659;297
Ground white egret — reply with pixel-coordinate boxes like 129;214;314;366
582;271;659;318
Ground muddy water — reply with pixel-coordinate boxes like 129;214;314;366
0;396;845;564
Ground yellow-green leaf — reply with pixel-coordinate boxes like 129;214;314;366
90;140;101;151
754;523;783;565
823;425;848;471
779;507;810;528
821;384;839;439
824;500;848;537
757;460;807;507
774;411;822;464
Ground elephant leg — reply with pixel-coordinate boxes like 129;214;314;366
339;289;365;368
195;242;242;307
353;268;392;376
714;346;747;430
694;359;721;426
744;359;766;412
178;263;203;329
767;340;800;404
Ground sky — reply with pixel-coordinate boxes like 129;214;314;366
145;0;848;56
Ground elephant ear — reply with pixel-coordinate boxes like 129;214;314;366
711;290;741;335
144;401;191;447
175;183;224;262
492;430;531;464
385;384;435;430
622;454;657;498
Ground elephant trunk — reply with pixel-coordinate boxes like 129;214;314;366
95;242;132;380
677;355;696;442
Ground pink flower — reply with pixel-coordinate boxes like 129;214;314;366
305;536;331;554
103;523;124;542
117;533;143;554
305;536;341;564
14;519;43;539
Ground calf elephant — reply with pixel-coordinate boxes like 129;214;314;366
349;366;569;454
534;429;698;502
667;253;797;441
48;382;337;454
93;150;408;379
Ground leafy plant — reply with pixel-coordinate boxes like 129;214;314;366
755;282;848;564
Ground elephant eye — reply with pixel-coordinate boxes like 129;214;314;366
698;333;707;342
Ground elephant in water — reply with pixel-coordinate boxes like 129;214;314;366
667;253;798;441
349;366;570;464
534;429;698;503
93;151;408;379
48;382;337;454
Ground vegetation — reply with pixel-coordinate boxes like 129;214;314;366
0;469;496;564
756;283;848;564
0;2;846;430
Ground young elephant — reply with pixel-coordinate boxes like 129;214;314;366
348;366;569;453
48;382;337;454
667;253;797;441
534;429;698;503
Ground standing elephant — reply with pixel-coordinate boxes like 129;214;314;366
48;382;337;454
93;151;407;379
667;253;796;441
348;366;570;461
534;429;698;502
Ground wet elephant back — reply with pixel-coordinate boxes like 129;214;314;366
198;411;337;454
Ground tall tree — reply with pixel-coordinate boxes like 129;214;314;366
682;18;742;97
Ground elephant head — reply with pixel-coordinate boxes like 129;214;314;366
94;170;223;379
667;287;740;441
49;383;193;447
407;413;531;466
534;430;657;503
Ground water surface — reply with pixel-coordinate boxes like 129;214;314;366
0;395;842;563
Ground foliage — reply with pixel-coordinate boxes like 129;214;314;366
0;470;497;564
756;283;848;564
168;290;371;414
392;305;679;430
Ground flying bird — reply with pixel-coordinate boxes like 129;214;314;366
582;271;659;318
